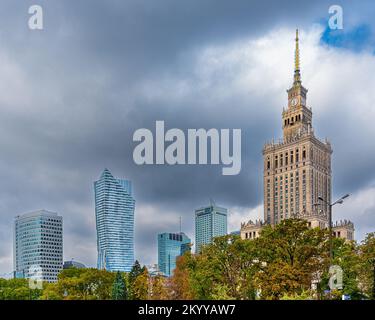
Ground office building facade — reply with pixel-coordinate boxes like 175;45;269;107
13;210;63;283
94;168;135;272
158;232;191;277
195;202;227;253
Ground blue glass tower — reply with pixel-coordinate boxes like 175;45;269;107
195;202;227;253
94;169;135;272
158;232;191;277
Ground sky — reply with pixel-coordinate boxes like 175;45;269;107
0;0;375;274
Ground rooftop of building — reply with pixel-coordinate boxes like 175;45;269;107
15;209;60;220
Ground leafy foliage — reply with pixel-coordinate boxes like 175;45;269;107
111;271;128;300
1;221;374;300
170;219;374;300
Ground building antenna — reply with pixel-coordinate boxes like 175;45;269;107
209;198;216;207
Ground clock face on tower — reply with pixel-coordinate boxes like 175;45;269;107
291;98;298;106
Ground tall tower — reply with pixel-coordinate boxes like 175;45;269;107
94;168;135;272
263;30;332;227
195;202;227;253
14;210;63;282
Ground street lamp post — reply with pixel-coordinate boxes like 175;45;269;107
317;194;349;263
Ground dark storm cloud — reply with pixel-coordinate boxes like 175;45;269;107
0;0;374;270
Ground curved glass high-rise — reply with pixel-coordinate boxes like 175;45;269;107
94;169;135;272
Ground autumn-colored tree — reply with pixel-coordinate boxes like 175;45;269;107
132;269;149;300
254;219;329;299
171;235;259;300
149;275;169;300
170;254;196;299
128;260;145;299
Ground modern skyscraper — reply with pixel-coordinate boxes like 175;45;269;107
158;232;191;276
94;168;135;272
195;201;227;253
13;210;63;283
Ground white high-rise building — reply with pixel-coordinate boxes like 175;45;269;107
13;210;63;283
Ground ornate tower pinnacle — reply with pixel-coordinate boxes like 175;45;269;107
294;29;301;85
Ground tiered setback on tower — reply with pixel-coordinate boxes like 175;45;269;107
241;30;354;241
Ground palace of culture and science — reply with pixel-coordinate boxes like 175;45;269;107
241;30;355;241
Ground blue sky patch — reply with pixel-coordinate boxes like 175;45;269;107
320;23;372;52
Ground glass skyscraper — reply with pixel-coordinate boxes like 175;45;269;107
195;202;227;253
13;210;63;283
158;232;191;277
94;168;135;272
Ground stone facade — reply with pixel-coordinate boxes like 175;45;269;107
240;30;354;242
333;220;355;242
240;220;265;240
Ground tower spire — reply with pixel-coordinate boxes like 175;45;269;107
294;29;301;85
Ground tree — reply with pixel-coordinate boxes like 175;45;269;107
325;238;362;300
171;235;259;300
0;278;43;300
149;275;169;300
358;233;375;299
170;254;196;300
111;271;128;300
129;260;143;284
280;290;313;300
198;234;259;299
128;260;149;299
132;269;149;300
39;283;63;300
43;268;115;300
253;219;330;299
